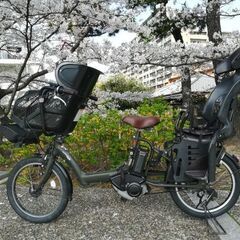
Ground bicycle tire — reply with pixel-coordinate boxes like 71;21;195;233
170;156;240;218
7;157;69;223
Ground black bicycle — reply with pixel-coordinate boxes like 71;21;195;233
3;49;240;223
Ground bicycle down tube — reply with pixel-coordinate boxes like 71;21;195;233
55;143;118;186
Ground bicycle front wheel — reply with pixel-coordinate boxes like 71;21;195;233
170;156;240;218
7;157;69;223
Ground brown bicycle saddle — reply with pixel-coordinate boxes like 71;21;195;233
122;115;160;129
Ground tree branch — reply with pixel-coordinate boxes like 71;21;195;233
221;13;240;17
70;26;91;53
2;69;48;96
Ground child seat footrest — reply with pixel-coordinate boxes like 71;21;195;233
0;124;40;144
185;170;207;180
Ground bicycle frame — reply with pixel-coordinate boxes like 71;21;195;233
55;143;118;186
34;132;214;195
55;142;216;189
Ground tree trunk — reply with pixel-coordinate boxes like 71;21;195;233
171;26;184;43
181;67;191;109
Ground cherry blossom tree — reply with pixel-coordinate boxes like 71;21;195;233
0;0;139;115
0;0;239;118
84;0;240;111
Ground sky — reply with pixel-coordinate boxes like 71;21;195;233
169;0;240;32
221;16;240;31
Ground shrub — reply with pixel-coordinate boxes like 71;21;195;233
99;74;147;93
0;141;36;168
0;98;175;170
137;98;177;145
65;98;175;170
65;109;134;170
97;74;150;110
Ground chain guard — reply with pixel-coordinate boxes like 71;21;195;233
111;172;147;200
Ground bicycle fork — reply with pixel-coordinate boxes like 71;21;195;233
30;151;56;195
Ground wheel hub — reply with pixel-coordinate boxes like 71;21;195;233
29;185;42;198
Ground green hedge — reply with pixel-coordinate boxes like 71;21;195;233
0;98;176;170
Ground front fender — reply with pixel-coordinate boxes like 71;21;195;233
54;161;73;201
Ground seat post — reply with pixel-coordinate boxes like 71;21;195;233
132;129;141;147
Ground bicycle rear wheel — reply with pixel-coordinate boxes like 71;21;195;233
170;156;240;218
7;157;69;223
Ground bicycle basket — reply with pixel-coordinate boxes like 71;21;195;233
12;63;102;134
12;88;78;134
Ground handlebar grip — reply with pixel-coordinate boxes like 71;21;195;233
89;95;98;101
39;85;55;95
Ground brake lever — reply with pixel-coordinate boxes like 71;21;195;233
53;89;67;106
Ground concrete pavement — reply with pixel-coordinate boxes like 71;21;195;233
0;185;219;240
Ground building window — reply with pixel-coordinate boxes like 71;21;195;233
190;31;207;35
164;40;171;46
165;72;172;78
0;50;8;59
150;79;155;84
157;84;164;88
7;46;22;59
149;65;155;70
150;72;156;77
190;39;207;43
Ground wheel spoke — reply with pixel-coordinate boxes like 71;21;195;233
7;158;69;223
16;191;29;200
16;176;32;185
171;158;239;218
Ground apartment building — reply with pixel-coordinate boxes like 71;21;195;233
122;29;209;91
0;45;40;84
0;45;41;105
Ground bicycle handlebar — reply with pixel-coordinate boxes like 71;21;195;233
38;85;98;102
89;95;98;101
56;86;98;101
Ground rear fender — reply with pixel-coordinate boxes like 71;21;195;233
220;152;240;170
218;72;240;138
